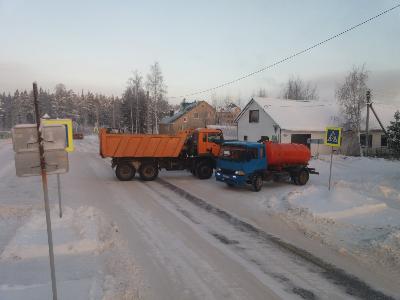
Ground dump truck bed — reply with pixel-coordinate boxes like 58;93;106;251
99;128;188;158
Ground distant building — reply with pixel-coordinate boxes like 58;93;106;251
159;100;216;135
216;103;241;125
235;97;339;155
359;103;399;155
235;97;399;156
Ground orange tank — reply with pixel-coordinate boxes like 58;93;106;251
265;141;311;167
99;128;188;158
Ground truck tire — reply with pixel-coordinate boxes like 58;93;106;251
139;163;159;181
196;161;213;179
252;174;263;192
295;168;309;185
115;163;135;181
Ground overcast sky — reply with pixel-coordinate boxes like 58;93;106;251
1;0;399;104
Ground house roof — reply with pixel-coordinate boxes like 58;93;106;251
239;97;340;131
160;101;198;124
236;97;399;132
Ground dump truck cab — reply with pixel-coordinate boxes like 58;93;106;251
185;128;224;179
215;142;265;187
189;128;223;157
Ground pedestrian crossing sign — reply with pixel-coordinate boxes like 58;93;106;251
325;127;342;147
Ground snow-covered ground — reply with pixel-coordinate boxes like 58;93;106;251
161;155;400;280
2;135;400;299
276;156;400;271
0;137;141;300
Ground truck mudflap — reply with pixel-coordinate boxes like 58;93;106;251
306;167;319;175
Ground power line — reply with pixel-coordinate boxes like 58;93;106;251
176;3;400;99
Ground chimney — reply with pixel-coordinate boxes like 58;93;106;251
169;110;174;117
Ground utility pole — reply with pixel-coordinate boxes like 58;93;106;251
365;90;371;155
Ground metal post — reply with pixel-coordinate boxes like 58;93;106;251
33;82;58;300
365;90;370;156
328;147;334;191
57;173;62;218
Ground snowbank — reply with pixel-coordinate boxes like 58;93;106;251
0;205;141;299
270;155;400;271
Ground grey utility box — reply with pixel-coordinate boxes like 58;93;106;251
12;124;69;177
12;124;67;152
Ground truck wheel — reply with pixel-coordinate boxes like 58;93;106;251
296;169;309;185
139;163;159;181
196;161;213;179
252;174;263;192
116;163;135;181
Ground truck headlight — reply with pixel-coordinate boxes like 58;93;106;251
234;170;245;176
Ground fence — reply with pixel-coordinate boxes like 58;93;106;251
0;131;11;139
361;147;400;159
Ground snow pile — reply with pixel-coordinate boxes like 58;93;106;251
266;155;400;271
0;205;141;299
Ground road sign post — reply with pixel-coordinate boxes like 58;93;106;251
325;127;342;191
11;84;72;300
42;118;74;219
33;82;58;300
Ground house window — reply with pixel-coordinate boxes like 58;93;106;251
249;110;259;123
381;135;387;147
183;117;188;123
193;112;199;119
360;134;372;147
244;135;248;141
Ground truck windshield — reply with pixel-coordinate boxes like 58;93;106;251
207;132;223;143
219;145;258;161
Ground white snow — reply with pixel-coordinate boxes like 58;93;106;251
160;155;400;278
277;156;400;269
251;97;341;131
249;97;399;131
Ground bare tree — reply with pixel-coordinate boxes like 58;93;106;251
146;62;166;133
128;71;143;133
257;88;267;98
336;65;369;155
281;76;318;100
336;65;369;131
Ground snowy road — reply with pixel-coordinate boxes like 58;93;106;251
0;137;398;299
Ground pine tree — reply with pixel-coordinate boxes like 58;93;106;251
387;110;400;154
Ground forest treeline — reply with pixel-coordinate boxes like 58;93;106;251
0;62;170;133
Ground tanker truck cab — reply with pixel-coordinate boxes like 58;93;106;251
215;141;318;192
215;142;266;189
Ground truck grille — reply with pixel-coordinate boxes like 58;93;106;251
221;168;235;175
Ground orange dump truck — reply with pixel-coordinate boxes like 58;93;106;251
99;128;224;181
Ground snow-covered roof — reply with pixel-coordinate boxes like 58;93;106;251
250;97;340;131
237;97;399;132
160;101;198;124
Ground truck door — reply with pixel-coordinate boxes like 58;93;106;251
198;131;223;156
